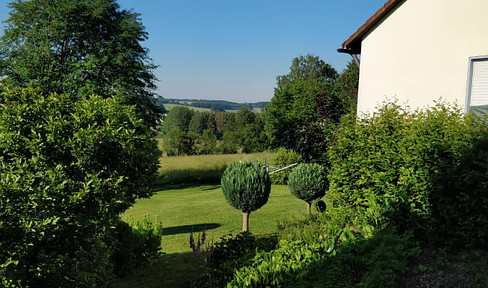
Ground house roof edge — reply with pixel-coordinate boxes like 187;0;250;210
341;0;404;52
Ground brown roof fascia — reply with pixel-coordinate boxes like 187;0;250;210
341;0;404;53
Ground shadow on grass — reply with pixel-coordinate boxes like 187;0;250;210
151;182;221;192
112;252;199;288
155;167;226;186
163;223;221;236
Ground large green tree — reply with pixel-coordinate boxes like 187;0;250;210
0;0;162;127
161;106;194;134
266;56;358;163
276;54;338;90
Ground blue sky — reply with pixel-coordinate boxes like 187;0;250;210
0;0;387;102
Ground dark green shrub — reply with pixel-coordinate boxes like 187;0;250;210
227;229;419;288
228;240;331;287
328;102;488;247
288;163;328;214
221;161;271;232
0;87;160;287
269;148;302;185
197;233;278;288
111;217;164;277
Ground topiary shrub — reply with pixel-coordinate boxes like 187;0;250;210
288;163;328;214
0;87;160;287
221;161;271;232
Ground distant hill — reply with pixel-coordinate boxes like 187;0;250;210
154;97;269;112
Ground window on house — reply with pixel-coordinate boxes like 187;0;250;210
467;57;488;115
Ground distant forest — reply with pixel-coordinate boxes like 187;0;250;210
154;97;270;112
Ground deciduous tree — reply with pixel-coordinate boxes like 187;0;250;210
0;0;162;127
161;106;194;134
276;54;338;90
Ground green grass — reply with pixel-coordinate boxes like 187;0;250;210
156;152;276;186
163;103;211;112
114;184;306;287
123;184;305;253
114;152;302;287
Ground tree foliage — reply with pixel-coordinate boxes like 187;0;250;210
288;163;328;213
0;0;162;127
265;56;358;164
269;148;303;185
161;108;270;156
161;106;194;134
0;87;160;287
336;61;360;112
188;112;209;135
276;54;338;90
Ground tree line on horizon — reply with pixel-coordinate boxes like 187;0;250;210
160;106;268;155
160;54;360;162
155;97;270;112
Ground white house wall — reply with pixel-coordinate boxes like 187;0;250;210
357;0;488;115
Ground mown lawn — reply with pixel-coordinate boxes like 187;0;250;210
113;184;306;287
123;184;305;253
113;152;307;287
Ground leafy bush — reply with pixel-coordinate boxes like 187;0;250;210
328;102;488;247
227;240;331;287
111;217;164;277
269;148;302;185
0;87;160;287
227;230;419;288
196;233;277;288
221;161;271;232
288;163;328;214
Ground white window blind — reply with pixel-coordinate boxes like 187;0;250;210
470;59;488;107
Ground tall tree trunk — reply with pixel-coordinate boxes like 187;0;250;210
307;202;312;214
242;212;250;232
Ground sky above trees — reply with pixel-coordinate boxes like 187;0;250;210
0;0;387;102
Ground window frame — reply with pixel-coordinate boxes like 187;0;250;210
466;55;488;114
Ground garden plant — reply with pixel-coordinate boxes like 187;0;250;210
221;161;271;232
288;163;328;214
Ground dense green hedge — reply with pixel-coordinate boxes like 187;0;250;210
0;87;160;287
328;103;488;247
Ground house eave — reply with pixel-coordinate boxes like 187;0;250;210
340;0;405;53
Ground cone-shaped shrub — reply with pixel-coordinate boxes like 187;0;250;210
288;163;328;214
221;161;271;232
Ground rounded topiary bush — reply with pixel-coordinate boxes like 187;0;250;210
221;161;271;232
288;163;328;214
